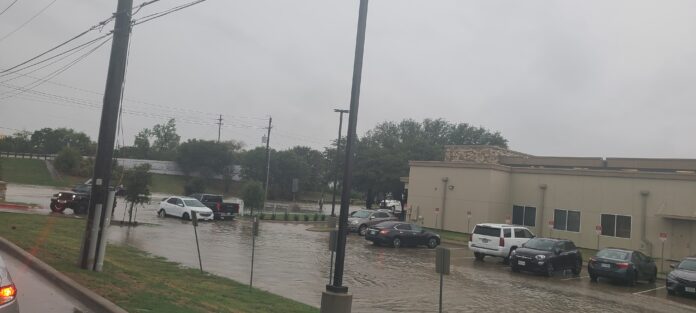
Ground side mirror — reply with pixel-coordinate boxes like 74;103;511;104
670;264;677;269
369;216;374;220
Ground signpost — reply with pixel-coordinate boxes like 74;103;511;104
659;232;668;273
328;230;338;285
191;211;203;273
467;211;472;233
435;247;451;313
595;225;602;250
250;216;259;290
434;208;440;229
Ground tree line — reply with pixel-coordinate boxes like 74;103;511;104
0;118;507;204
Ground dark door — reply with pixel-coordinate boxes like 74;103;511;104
395;224;414;245
411;224;425;245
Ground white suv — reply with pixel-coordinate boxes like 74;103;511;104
468;223;535;263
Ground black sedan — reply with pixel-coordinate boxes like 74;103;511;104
667;257;696;296
365;222;440;249
510;238;582;276
588;248;657;285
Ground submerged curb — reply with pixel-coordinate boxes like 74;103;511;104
0;236;128;313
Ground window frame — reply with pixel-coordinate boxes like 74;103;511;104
600;213;632;239
553;209;581;233
512;205;536;227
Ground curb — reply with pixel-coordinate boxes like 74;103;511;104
0;236;128;313
441;239;468;247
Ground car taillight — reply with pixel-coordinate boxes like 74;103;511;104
379;229;389;235
0;284;17;305
616;262;630;269
499;237;505;247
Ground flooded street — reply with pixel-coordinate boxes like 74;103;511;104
5;184;696;313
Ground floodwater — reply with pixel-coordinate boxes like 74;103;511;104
5;184;696;312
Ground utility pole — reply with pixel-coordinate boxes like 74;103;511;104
330;109;349;217
216;114;223;143
261;116;272;216
321;0;369;312
79;0;133;270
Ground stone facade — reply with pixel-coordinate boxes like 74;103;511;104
443;145;529;164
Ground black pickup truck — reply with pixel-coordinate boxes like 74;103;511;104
188;194;238;220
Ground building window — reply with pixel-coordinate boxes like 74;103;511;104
512;205;536;227
554;209;581;232
601;214;631;238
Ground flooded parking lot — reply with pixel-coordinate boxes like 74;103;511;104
5;184;696;312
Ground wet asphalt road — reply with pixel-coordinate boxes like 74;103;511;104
5;184;696;313
1;250;91;313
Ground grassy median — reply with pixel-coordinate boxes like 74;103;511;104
0;212;317;313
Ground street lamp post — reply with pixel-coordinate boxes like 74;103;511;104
320;0;369;312
330;109;349;217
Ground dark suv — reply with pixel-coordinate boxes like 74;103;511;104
510;238;582;276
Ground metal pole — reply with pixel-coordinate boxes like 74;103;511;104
192;212;203;273
79;0;133;270
263;117;272;217
329;0;369;293
661;241;665;273
329;251;334;285
439;272;443;313
250;216;258;290
217;114;222;143
331;109;348;217
441;177;448;231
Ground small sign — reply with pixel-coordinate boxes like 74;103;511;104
191;211;198;227
436;247;451;275
467;211;472;218
595;225;602;235
505;216;511;224
548;220;554;226
659;232;668;242
435;207;440;212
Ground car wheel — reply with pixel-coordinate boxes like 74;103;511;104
546;263;554;277
50;202;66;213
648;268;657;284
474;252;485;261
571;259;582;276
427;237;438;249
392;237;402;248
590;273;598;282
511;265;520;273
158;209;166;217
358;225;368;236
182;212;191;221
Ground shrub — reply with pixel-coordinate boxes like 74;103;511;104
259;212;266;220
284;213;289;221
303;215;309;221
320;214;326;221
313;213;319;221
293;214;299;221
184;177;207;195
271;213;276;220
54;147;81;175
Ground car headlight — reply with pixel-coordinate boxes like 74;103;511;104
535;255;546;261
58;193;62;197
72;195;76;199
510;250;517;256
350;220;359;224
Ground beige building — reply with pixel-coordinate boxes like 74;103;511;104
406;145;696;261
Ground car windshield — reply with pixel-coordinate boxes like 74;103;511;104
351;210;371;218
183;199;206;207
678;259;696;271
596;249;629;260
523;238;557;251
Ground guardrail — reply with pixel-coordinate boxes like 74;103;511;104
0;151;57;160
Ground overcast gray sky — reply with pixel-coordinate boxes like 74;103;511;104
1;0;696;158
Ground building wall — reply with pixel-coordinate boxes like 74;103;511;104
408;163;696;260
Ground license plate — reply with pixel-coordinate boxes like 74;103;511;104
686;287;695;293
370;230;377;235
58;200;67;203
518;260;526;266
601;263;611;268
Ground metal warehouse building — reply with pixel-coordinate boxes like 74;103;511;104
405;145;696;263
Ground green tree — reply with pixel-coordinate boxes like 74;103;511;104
352;118;507;207
241;180;264;215
122;164;152;224
132;129;152;159
54;147;82;175
177;139;234;176
0;131;32;153
30;128;95;155
151;119;180;156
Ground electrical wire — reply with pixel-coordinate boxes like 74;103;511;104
0;0;58;43
0;0;19;16
131;0;207;26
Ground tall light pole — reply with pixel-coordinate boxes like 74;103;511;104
321;0;368;312
330;109;349;217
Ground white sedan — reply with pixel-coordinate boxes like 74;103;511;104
158;196;214;221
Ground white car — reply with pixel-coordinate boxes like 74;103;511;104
468;223;535;263
0;255;19;313
158;196;214;221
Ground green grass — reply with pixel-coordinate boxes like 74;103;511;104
425;227;470;243
0;158;65;186
149;173;188;195
0;212;317;313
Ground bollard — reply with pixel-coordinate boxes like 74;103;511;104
435;247;451;313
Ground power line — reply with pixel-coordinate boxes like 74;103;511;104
0;0;19;16
0;0;58;43
131;0;207;26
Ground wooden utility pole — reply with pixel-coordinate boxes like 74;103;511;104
216;114;223;143
261;116;272;216
79;0;133;270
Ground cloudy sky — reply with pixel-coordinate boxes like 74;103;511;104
1;0;696;158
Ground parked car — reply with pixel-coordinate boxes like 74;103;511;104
666;257;696;296
188;193;238;220
348;210;398;236
588;248;657;285
365;221;440;248
158;196;214;221
510;237;582;276
49;190;90;214
468;223;535;263
0;255;19;313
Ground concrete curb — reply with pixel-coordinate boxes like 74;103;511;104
441;239;468;247
0;236;129;313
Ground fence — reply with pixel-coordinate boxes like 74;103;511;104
0;151;56;160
